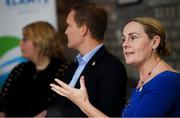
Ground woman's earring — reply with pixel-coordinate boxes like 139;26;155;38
153;47;157;52
152;45;157;50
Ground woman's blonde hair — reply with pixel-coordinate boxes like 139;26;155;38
23;21;64;59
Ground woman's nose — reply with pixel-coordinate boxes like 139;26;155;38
122;40;129;48
65;28;68;35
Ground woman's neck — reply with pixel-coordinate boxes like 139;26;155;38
34;56;50;71
137;56;176;89
137;55;161;88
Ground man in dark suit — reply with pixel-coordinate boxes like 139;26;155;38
47;2;127;117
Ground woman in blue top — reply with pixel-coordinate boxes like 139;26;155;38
50;16;180;117
121;16;180;117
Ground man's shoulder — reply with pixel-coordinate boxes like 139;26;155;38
91;46;124;66
101;50;123;63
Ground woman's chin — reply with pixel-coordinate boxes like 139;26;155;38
125;60;133;65
22;55;29;59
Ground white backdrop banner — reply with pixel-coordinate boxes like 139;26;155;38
0;0;57;88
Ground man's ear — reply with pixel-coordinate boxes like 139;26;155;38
152;36;161;50
81;24;88;37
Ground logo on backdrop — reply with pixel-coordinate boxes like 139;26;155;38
6;0;49;6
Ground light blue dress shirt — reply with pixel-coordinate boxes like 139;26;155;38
69;44;103;87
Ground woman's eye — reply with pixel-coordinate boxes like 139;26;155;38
122;38;125;42
130;35;138;41
121;36;126;42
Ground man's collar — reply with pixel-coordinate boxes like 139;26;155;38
75;44;104;65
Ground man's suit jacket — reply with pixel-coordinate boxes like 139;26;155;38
48;46;127;117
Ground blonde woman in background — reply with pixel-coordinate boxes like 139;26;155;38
0;21;72;117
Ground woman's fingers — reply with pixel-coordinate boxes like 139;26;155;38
54;78;70;90
51;77;87;101
80;76;86;91
50;83;68;97
51;87;66;97
54;78;72;90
